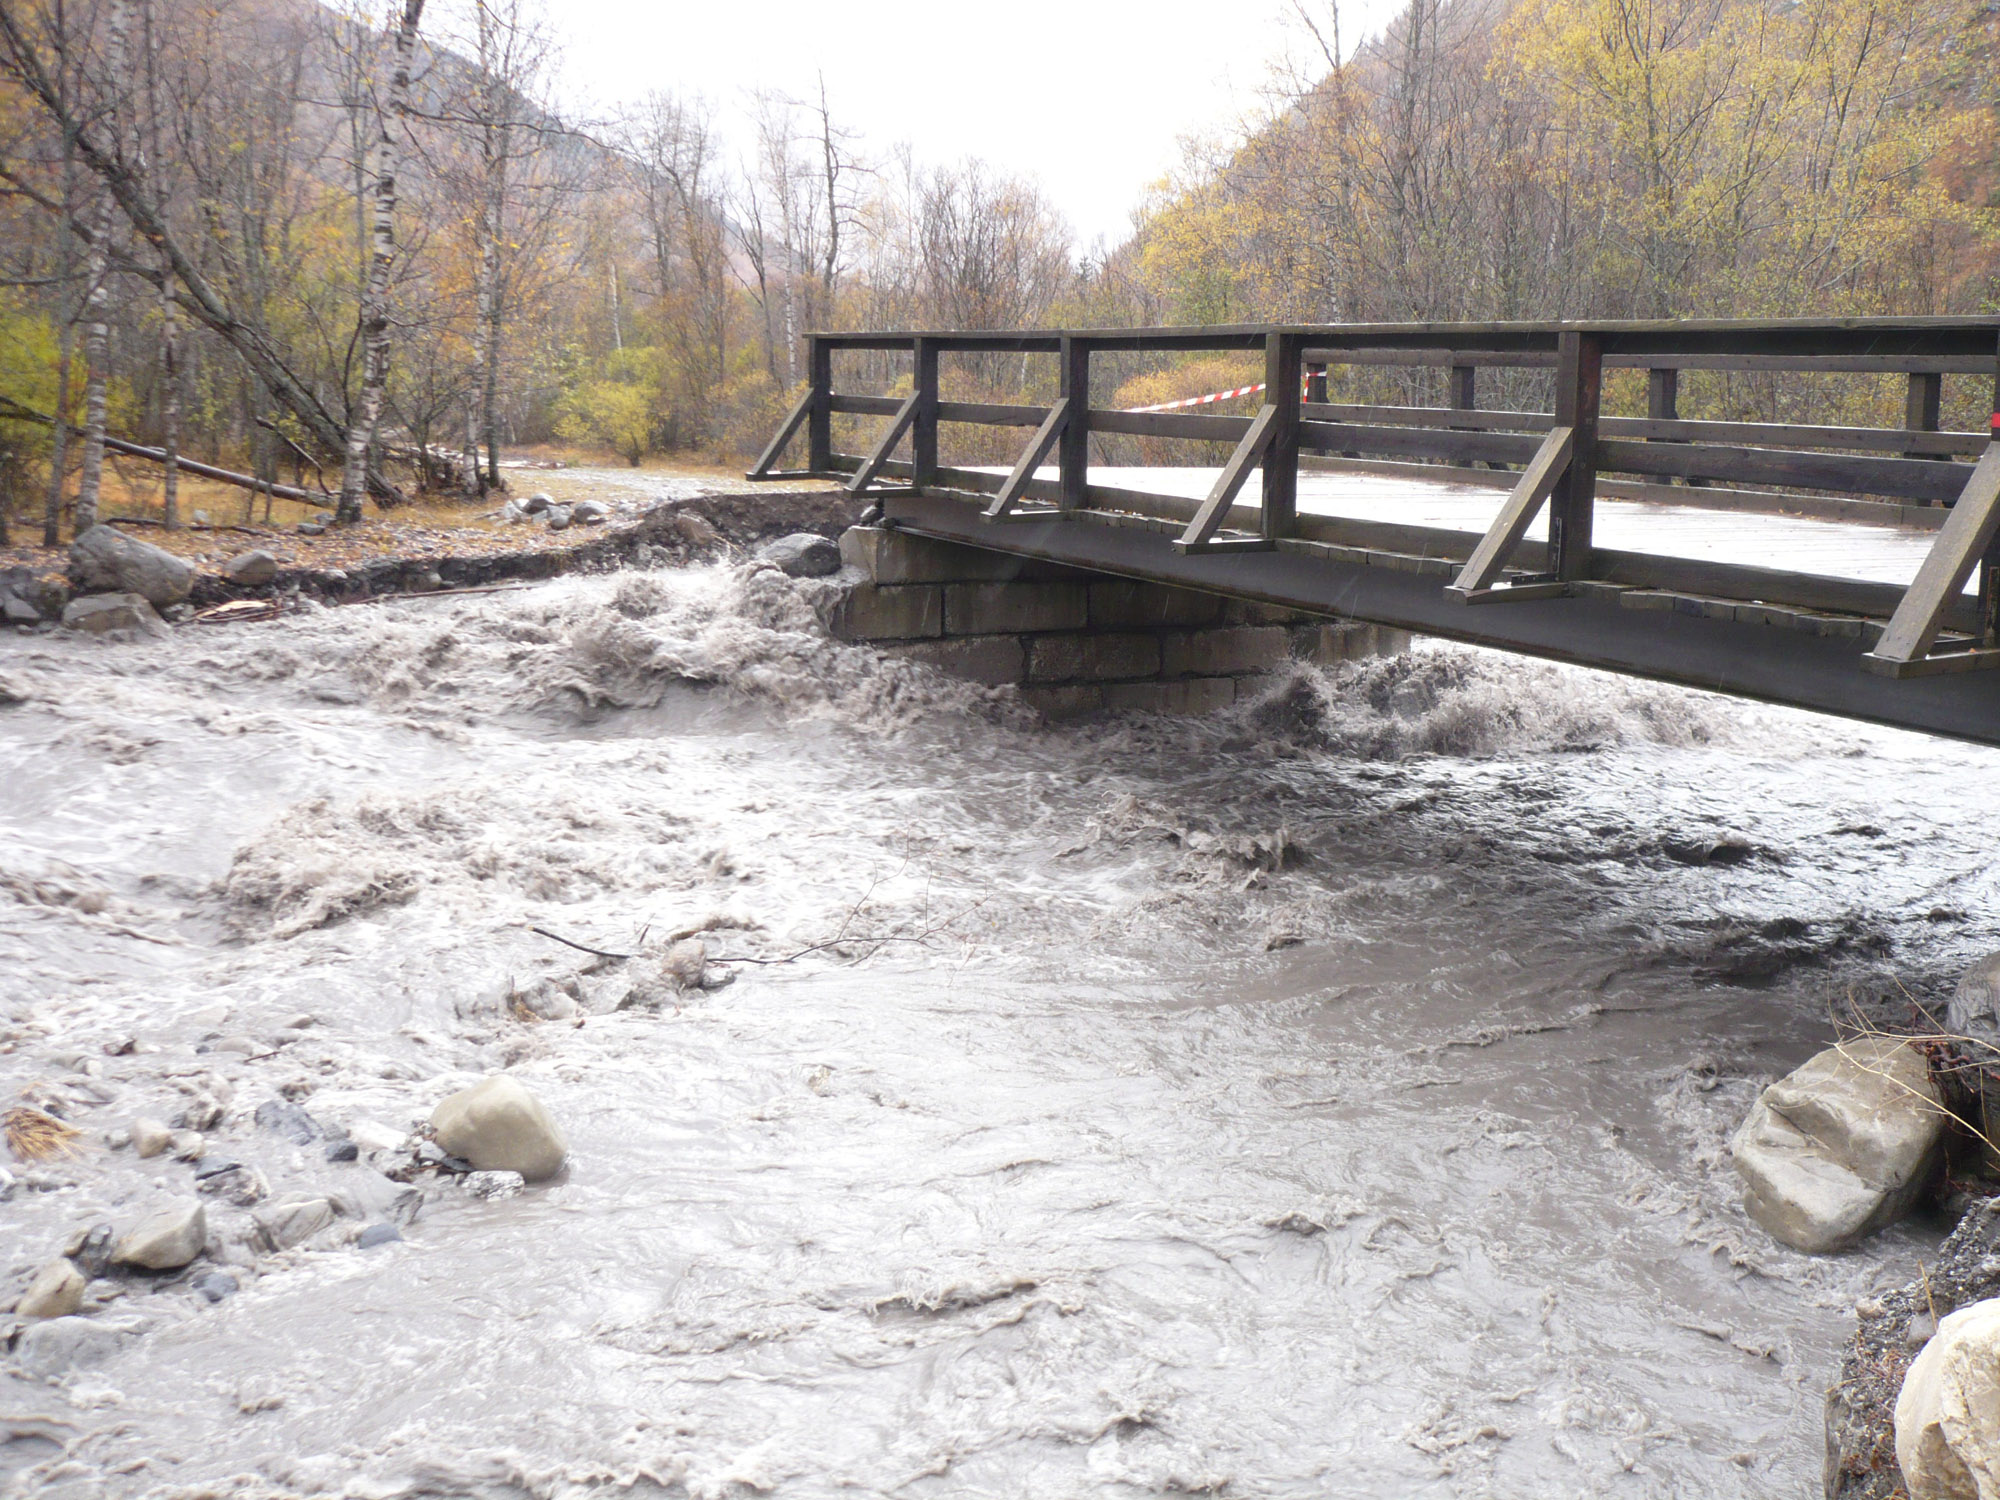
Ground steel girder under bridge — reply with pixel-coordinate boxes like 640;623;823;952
748;318;2000;746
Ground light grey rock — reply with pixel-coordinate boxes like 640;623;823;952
661;938;706;991
112;1200;207;1270
499;500;528;524
759;532;841;578
545;505;573;532
570;499;609;524
1730;1037;1944;1254
521;492;553;515
344;1119;408;1157
69;524;194;606
462;1170;525;1200
224;550;279;586
1896;1297;2000;1499
62;592;169;638
1949;952;2000;1051
16;1259;85;1319
430;1076;567;1182
1;586;41;624
175;1092;224;1131
329;1167;421;1226
169;1130;204;1161
511;976;579;1021
128;1117;172;1159
13;1315;137;1375
256;1197;336;1251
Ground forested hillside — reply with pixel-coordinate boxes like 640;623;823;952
1;0;1995;542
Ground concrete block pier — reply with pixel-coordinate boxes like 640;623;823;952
831;525;1409;716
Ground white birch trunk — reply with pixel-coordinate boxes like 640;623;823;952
337;0;424;524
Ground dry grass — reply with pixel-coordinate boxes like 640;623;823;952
4;1104;81;1162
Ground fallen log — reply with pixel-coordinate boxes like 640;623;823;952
103;438;334;508
2;395;366;510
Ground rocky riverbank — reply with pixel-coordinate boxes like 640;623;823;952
0;488;863;628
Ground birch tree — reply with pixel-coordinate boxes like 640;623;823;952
338;0;424;525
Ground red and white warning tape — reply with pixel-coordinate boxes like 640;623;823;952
1126;382;1268;413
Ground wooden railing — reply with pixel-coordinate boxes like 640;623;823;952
748;319;2000;678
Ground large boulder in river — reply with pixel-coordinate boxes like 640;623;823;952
1730;1036;1943;1254
1896;1298;2000;1499
430;1076;566;1181
112;1200;207;1270
759;532;842;578
69;524;193;607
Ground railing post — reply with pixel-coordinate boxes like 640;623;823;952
1907;369;1943;467
1305;361;1328;405
1548;330;1601;581
1449;361;1477;471
807;337;832;476
912;337;938;492
1263;331;1300;540
1647;366;1677;421
1450;363;1477;413
1059;335;1090;511
1986;359;2000;643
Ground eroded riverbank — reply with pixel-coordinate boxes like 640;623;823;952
2;557;1997;1497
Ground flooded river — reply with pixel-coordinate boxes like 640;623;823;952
3;551;1997;1498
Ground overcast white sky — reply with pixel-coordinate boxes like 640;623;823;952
553;1;1402;248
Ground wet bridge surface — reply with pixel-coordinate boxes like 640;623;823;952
750;318;2000;745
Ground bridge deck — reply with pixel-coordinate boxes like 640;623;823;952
1022;465;1947;591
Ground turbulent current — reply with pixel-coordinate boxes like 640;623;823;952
2;555;1998;1498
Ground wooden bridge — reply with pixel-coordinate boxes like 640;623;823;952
747;318;2000;745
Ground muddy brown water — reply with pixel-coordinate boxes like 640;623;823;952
1;552;1997;1498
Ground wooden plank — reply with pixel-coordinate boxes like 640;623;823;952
985;398;1070;520
935;401;1051;426
1299;421;1544;465
846;392;921;496
1602;416;1982;457
1907;371;1944;464
1549;331;1602;581
829;394;904;416
1292;451;1947;528
1175;403;1279;551
746;388;814;480
1595;439;1973;503
1865;444;2000;670
912;338;938;490
1264;331;1302;540
1447;426;1575;599
1296;348;1994;375
808;338;832;474
1303;401;1553;433
1059;336;1091;511
1089;409;1256;441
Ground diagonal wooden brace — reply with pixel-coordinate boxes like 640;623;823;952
1446;425;1575;602
746;388;814;481
847;392;921;497
1864;442;2000;676
1175;403;1279;554
984;398;1069;520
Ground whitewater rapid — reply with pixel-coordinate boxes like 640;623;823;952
2;558;1997;1498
